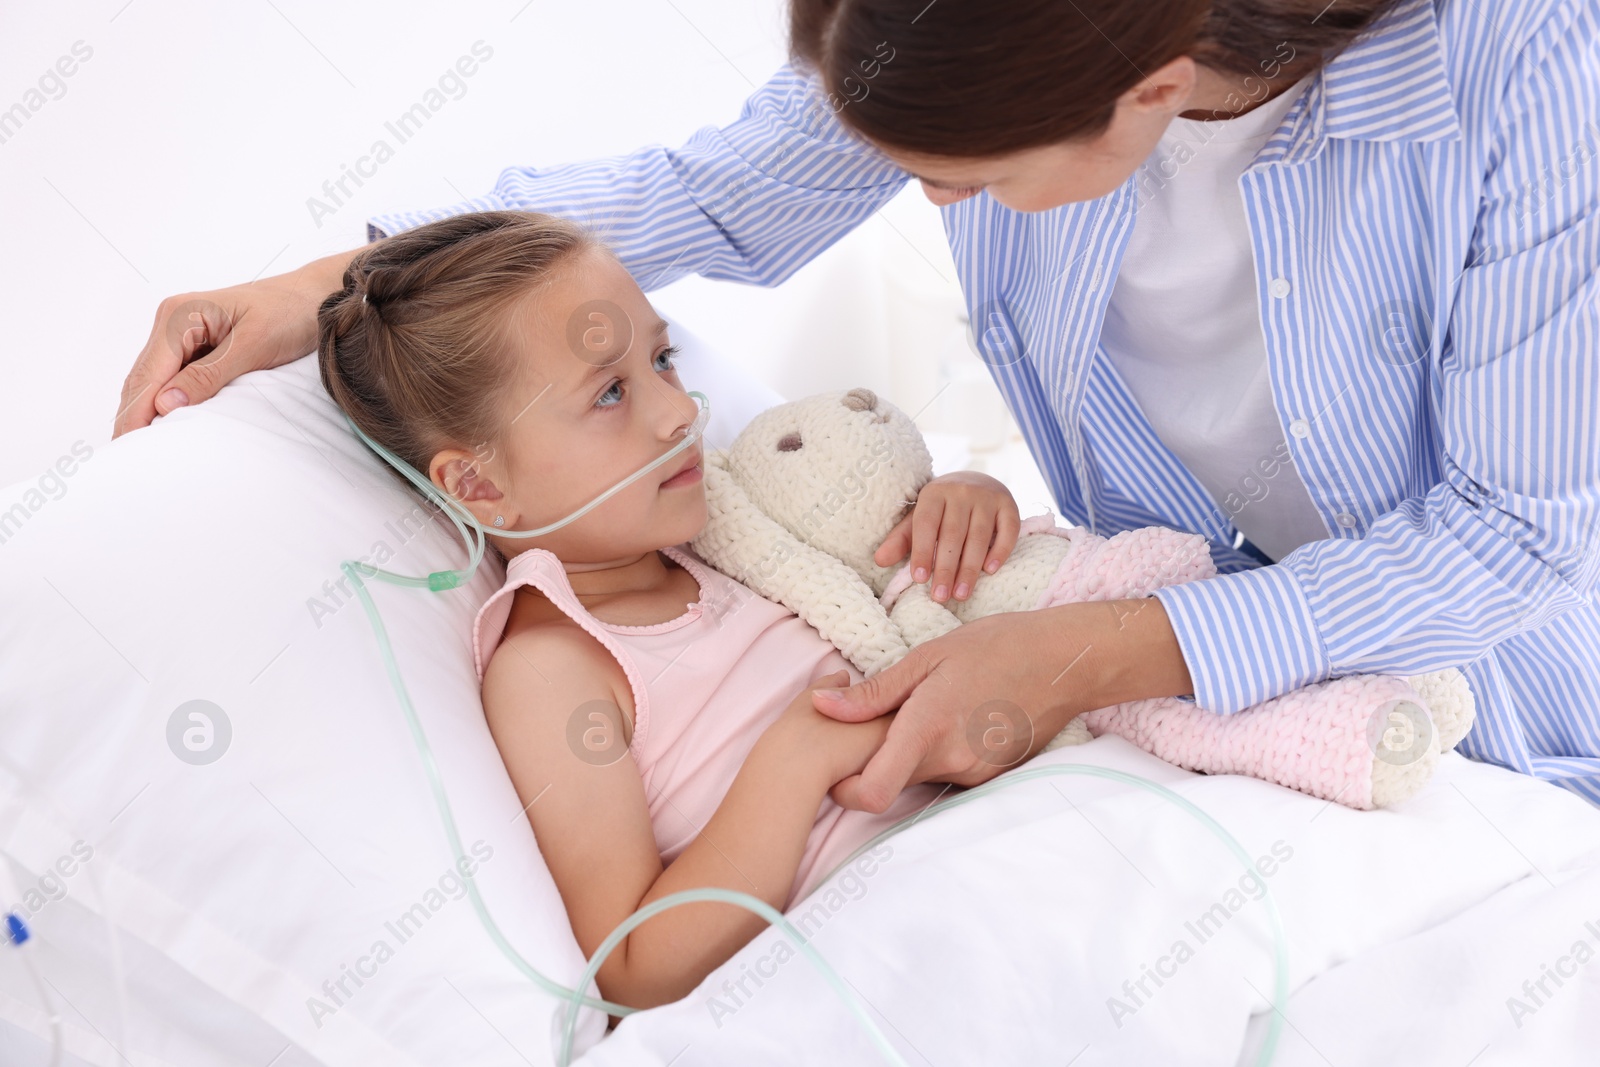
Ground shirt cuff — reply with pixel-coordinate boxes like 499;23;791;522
366;190;513;244
1150;562;1331;715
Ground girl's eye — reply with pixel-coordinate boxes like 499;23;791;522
594;346;681;409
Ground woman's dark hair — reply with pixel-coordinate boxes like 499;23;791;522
788;0;1400;157
316;211;603;494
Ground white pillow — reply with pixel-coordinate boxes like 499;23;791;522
0;320;782;1067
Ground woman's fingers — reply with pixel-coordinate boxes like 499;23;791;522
160;301;239;409
827;722;927;814
114;253;344;437
115;295;240;436
813;649;930;723
827;612;1072;812
115;298;185;437
810;668;852;690
827;647;966;813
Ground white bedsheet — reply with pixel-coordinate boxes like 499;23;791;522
6;332;1595;1066
576;736;1600;1066
1234;863;1600;1066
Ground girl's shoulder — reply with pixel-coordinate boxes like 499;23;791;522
481;595;637;747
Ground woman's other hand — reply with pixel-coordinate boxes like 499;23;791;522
814;598;1194;813
770;668;895;787
113;248;361;437
872;470;1021;604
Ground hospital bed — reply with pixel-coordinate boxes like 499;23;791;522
2;321;1597;1066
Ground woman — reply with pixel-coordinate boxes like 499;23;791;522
115;0;1600;810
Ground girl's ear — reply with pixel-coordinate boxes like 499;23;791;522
691;452;910;676
431;447;504;525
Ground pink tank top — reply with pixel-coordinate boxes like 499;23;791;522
472;543;944;910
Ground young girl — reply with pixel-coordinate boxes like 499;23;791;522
316;211;1023;1015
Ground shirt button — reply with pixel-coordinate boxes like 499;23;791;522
1289;418;1311;438
1269;277;1293;299
1335;511;1358;528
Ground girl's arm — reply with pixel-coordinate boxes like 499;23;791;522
483;625;885;1013
628;675;885;1006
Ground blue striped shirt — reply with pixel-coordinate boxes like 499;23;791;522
370;0;1600;804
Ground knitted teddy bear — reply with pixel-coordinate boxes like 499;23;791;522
690;388;1476;809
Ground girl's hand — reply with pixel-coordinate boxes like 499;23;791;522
873;471;1021;604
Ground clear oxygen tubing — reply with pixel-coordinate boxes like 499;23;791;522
335;388;1287;1067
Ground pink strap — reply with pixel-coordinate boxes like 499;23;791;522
471;547;657;758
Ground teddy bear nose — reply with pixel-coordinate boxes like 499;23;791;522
842;388;878;412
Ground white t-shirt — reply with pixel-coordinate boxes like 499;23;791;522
1097;75;1328;563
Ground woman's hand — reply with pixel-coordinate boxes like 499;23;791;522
813;598;1194;813
769;668;896;787
873;471;1021;604
113;248;361;437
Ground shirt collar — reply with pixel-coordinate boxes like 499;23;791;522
1259;0;1463;167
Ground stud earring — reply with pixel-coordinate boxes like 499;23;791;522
493;515;504;527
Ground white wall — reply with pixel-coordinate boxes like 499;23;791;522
0;0;1059;517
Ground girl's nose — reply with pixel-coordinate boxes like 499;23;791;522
662;392;699;440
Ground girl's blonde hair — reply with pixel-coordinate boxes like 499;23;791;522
316;210;603;489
